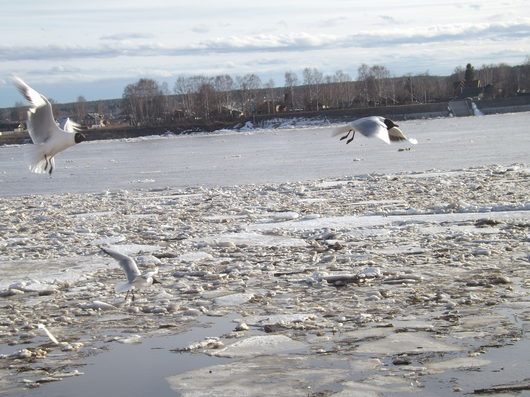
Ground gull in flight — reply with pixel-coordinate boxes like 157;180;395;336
13;76;86;175
100;246;160;301
332;116;417;145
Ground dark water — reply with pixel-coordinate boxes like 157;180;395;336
15;315;238;397
421;338;530;396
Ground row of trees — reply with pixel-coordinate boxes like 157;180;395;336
121;59;530;126
3;59;528;127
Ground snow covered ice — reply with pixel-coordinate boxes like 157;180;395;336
0;112;529;396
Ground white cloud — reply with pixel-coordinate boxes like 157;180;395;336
1;0;529;107
100;33;155;41
2;20;528;63
191;24;211;34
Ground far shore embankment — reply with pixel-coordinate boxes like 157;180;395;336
2;96;529;146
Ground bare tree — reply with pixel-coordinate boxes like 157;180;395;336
74;96;87;123
196;83;218;120
96;101;108;118
333;70;354;108
264;79;276;114
123;78;166;126
284;71;298;110
236;74;262;115
303;67;323;110
213;74;234;113
370;65;391;105
174;76;194;117
174;75;210;117
357;64;373;106
403;75;415;103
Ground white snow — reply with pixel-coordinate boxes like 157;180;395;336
1;112;529;196
212;334;306;358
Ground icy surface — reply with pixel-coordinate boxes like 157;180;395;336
0;112;529;396
1;112;529;197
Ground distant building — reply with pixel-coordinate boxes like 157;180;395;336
453;79;486;99
84;113;106;128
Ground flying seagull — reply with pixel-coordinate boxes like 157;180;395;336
332;116;417;145
13;76;86;175
100;246;160;301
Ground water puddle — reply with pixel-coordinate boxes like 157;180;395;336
15;315;239;397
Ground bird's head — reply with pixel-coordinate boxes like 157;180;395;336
383;119;399;129
75;132;87;143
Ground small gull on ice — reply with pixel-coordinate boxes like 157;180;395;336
13;76;86;175
332;116;417;145
100;246;160;301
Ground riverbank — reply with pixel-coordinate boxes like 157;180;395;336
2;95;530;146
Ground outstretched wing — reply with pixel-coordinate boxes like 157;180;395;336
13;76;62;144
60;118;81;133
388;126;418;144
331;124;353;137
37;323;59;344
100;246;141;283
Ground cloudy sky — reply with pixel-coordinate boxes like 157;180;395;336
1;0;529;108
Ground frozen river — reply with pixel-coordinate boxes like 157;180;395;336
1;112;529;196
0;112;529;396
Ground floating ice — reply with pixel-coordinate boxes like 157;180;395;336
211;334;306;358
199;232;307;247
213;293;255;306
177;252;215;262
355;331;464;354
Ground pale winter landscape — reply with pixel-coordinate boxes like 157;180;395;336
0;112;529;396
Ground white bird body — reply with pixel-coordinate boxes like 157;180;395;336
13;76;86;174
333;116;417;145
100;246;160;299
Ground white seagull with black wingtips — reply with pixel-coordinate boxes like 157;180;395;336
13;76;86;175
100;246;160;301
332;116;417;145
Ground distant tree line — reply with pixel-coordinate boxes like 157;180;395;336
3;59;529;127
120;60;530;126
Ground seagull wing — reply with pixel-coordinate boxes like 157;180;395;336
100;246;141;283
61;118;81;133
13;76;64;144
388;126;418;144
331;124;352;137
37;323;59;344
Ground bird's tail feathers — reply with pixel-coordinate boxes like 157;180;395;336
25;144;48;173
407;137;418;145
331;125;352;137
115;282;133;293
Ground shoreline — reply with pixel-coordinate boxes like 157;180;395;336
2;95;530;146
